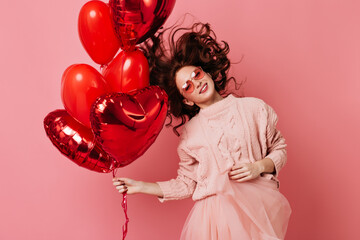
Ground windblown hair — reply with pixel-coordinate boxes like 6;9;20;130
140;22;242;136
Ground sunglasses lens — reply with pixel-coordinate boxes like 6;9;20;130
193;67;205;80
182;67;205;94
183;80;194;93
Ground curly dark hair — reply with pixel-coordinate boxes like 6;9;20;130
140;22;244;136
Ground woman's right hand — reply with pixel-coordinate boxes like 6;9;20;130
112;177;143;195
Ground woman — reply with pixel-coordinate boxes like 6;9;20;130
113;22;292;239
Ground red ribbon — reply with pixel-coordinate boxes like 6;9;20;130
113;169;129;240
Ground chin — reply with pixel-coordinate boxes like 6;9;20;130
198;91;216;105
201;85;215;98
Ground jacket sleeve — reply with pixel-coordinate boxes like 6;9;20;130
156;129;198;203
261;100;288;178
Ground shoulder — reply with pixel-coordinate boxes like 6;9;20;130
178;115;205;149
175;115;197;141
180;115;202;146
233;96;280;124
237;96;266;106
176;118;202;159
181;114;200;135
232;96;268;112
243;97;279;125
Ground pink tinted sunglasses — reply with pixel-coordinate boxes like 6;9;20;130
181;67;206;94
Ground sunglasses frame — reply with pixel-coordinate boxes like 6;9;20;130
181;66;206;94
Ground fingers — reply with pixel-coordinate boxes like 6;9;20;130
229;171;250;179
113;177;126;183
113;178;124;183
113;181;125;186
113;179;128;193
231;163;247;171
112;177;134;185
115;184;128;193
229;167;249;176
228;169;243;176
234;175;252;182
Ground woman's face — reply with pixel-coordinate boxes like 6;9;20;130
175;65;220;109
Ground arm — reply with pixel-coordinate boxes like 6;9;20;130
140;182;164;197
112;146;197;200
156;142;198;203
113;128;198;202
254;157;275;175
261;101;287;178
113;131;198;201
112;178;164;197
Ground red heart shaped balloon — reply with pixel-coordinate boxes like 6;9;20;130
90;85;168;167
61;64;111;128
108;0;176;50
102;48;149;93
44;110;116;173
78;1;120;65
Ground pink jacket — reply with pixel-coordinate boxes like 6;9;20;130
156;94;287;203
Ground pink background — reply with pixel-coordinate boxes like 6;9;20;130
1;0;359;239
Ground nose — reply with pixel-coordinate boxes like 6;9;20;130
195;81;202;89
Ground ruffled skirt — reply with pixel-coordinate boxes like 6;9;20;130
180;176;292;240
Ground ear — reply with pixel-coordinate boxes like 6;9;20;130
182;98;194;106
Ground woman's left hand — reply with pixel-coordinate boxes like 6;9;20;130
228;162;263;182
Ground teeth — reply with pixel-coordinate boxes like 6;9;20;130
200;83;207;93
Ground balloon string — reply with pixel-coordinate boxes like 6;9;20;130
112;168;117;178
121;193;129;240
112;169;129;240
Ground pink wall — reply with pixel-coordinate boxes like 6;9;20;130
1;0;359;239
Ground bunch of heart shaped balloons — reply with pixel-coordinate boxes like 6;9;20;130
44;0;175;173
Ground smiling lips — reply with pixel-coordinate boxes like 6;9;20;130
199;83;208;94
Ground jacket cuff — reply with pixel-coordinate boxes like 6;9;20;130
265;150;285;178
156;181;172;203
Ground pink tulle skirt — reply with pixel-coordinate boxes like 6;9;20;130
180;176;292;240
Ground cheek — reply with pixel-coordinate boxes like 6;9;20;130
208;78;216;90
